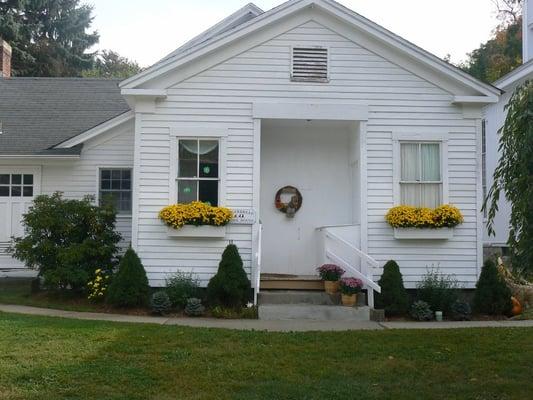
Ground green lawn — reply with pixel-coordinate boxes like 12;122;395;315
0;313;531;400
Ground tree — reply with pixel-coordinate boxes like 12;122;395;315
375;260;409;316
107;248;150;307
82;50;142;79
473;259;513;315
483;81;533;275
0;0;99;76
461;0;523;82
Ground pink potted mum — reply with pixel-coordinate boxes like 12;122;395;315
316;264;345;294
339;277;363;307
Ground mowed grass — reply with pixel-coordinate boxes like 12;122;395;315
0;313;531;400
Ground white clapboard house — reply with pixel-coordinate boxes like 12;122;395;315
0;0;501;306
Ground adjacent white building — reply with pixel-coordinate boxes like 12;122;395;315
1;0;501;303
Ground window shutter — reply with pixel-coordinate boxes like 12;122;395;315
291;47;328;82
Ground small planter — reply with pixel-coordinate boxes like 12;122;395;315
324;280;340;294
166;225;227;238
393;227;454;240
341;293;357;307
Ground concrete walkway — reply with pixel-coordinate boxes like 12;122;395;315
1;304;533;332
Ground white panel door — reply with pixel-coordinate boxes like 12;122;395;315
0;167;41;244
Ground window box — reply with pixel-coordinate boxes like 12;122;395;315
393;227;454;240
166;225;227;238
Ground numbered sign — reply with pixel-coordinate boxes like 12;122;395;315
230;208;257;225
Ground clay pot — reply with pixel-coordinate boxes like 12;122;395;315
511;296;522;316
341;293;357;307
324;280;340;294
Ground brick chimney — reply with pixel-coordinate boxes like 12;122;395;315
0;40;12;78
524;0;533;63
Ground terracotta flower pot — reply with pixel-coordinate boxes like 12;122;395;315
324;280;340;294
341;293;357;307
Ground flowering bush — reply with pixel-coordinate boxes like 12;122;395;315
385;205;463;228
339;277;363;295
159;202;234;229
87;268;111;301
316;264;345;281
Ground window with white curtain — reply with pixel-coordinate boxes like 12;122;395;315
400;142;442;208
177;138;220;206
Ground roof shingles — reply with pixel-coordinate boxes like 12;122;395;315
0;78;129;155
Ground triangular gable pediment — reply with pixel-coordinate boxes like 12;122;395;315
120;0;499;100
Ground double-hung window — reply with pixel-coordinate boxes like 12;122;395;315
177;138;220;206
99;169;132;214
400;142;442;208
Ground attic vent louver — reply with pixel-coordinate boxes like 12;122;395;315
291;46;329;82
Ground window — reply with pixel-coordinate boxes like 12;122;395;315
0;174;33;197
99;169;132;214
400;142;442;208
482;120;487;218
177;139;219;206
291;46;329;82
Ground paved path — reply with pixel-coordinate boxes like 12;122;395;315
1;304;532;332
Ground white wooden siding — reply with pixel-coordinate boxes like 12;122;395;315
136;20;481;288
0;122;134;270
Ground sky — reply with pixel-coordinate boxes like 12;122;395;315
88;0;502;68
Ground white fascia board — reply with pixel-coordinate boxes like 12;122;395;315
493;60;533;90
55;111;134;149
120;0;500;99
0;154;80;159
119;0;311;89
120;89;167;98
253;102;368;120
452;96;499;105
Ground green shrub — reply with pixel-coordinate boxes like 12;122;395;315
151;291;172;315
165;272;199;309
416;268;459;314
207;244;251;308
410;300;433;321
184;298;205;317
10;193;121;291
375;260;409;316
451;300;472;321
107;248;150;307
473;259;513;315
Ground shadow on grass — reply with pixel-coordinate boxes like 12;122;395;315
0;313;531;400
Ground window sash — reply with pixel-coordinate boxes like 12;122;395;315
176;138;220;205
399;141;442;207
99;169;132;214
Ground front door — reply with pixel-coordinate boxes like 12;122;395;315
0;167;40;265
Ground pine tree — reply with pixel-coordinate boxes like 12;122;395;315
375;260;409;316
207;244;251;308
107;248;150;307
0;0;99;76
473;260;513;315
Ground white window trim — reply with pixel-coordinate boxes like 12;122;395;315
290;44;330;83
392;132;449;206
169;128;227;205
95;166;133;218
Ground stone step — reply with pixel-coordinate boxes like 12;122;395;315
259;304;370;321
258;290;367;306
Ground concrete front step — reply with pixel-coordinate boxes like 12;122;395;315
259;304;370;321
258;290;367;307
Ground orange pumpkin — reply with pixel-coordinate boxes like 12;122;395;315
511;296;522;316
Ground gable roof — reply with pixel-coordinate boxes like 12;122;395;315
493;59;533;90
0;78;129;156
120;0;501;99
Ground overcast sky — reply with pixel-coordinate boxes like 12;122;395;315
88;0;501;67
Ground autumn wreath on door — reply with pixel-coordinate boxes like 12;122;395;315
275;186;302;218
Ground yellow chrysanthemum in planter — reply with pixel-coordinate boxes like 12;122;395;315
386;205;463;228
159;202;234;229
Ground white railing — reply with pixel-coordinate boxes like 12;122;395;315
318;226;381;308
252;223;263;305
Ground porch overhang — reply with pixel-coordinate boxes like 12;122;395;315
252;102;369;121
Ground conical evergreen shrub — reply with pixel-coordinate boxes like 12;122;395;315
375;260;409;316
473;259;513;315
207;244;251;308
107;248;150;307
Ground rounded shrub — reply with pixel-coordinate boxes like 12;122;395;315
107;248;150;307
151;291;172;315
375;260;409;316
207;244;251;308
473;259;513;315
410;300;433;321
185;298;205;317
